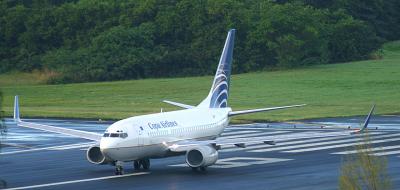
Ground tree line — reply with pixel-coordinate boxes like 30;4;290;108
1;0;399;83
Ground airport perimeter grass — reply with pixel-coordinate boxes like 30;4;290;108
1;42;400;122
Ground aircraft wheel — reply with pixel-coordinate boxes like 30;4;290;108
200;166;207;172
142;159;150;170
134;160;140;170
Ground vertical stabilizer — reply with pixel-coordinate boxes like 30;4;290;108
361;104;375;131
198;29;235;108
351;104;375;134
14;95;20;122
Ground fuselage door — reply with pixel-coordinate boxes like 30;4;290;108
138;126;144;146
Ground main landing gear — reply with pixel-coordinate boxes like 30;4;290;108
191;166;207;172
134;159;150;170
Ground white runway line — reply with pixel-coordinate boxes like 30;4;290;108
370;149;400;156
219;131;290;140
211;157;292;169
220;130;259;136
0;143;33;149
221;132;380;153
5;172;150;190
169;157;292;169
283;137;400;153
249;133;399;153
0;142;95;155
332;145;400;155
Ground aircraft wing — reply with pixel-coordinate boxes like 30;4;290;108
228;104;306;117
17;121;102;141
168;137;275;152
13;96;102;142
168;131;353;152
169;104;375;152
163;100;195;109
302;105;375;133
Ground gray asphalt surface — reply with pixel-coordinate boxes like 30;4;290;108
0;116;399;190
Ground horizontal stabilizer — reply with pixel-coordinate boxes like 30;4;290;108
228;104;306;117
163;100;194;109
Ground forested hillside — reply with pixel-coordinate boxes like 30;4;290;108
1;0;398;83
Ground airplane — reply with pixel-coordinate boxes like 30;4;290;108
12;29;371;175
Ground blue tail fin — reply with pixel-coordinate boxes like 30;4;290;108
198;29;235;108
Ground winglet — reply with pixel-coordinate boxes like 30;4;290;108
352;104;375;134
14;95;21;122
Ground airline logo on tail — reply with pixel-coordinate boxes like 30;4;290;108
209;29;235;108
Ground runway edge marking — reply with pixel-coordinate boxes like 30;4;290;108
4;172;150;190
250;132;398;153
370;149;400;156
283;136;400;153
332;145;400;155
169;157;293;169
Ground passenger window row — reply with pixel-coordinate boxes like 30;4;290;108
147;122;220;137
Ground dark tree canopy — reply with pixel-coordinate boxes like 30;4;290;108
0;0;394;83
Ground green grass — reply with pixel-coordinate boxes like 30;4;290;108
0;70;54;86
1;41;400;122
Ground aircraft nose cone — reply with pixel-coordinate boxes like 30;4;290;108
100;137;119;150
100;139;117;159
100;138;111;149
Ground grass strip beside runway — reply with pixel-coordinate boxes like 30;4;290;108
1;41;400;122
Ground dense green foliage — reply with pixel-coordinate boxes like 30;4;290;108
1;0;397;83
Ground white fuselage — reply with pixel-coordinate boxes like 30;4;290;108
100;108;231;161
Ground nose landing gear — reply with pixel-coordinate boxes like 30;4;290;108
114;161;124;175
114;159;150;175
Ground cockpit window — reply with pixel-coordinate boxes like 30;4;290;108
110;133;119;137
103;132;128;138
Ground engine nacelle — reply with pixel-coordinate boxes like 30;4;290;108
185;146;218;168
86;145;113;165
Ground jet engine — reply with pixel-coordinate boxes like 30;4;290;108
185;146;218;168
86;145;113;165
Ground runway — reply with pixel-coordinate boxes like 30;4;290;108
0;116;399;190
